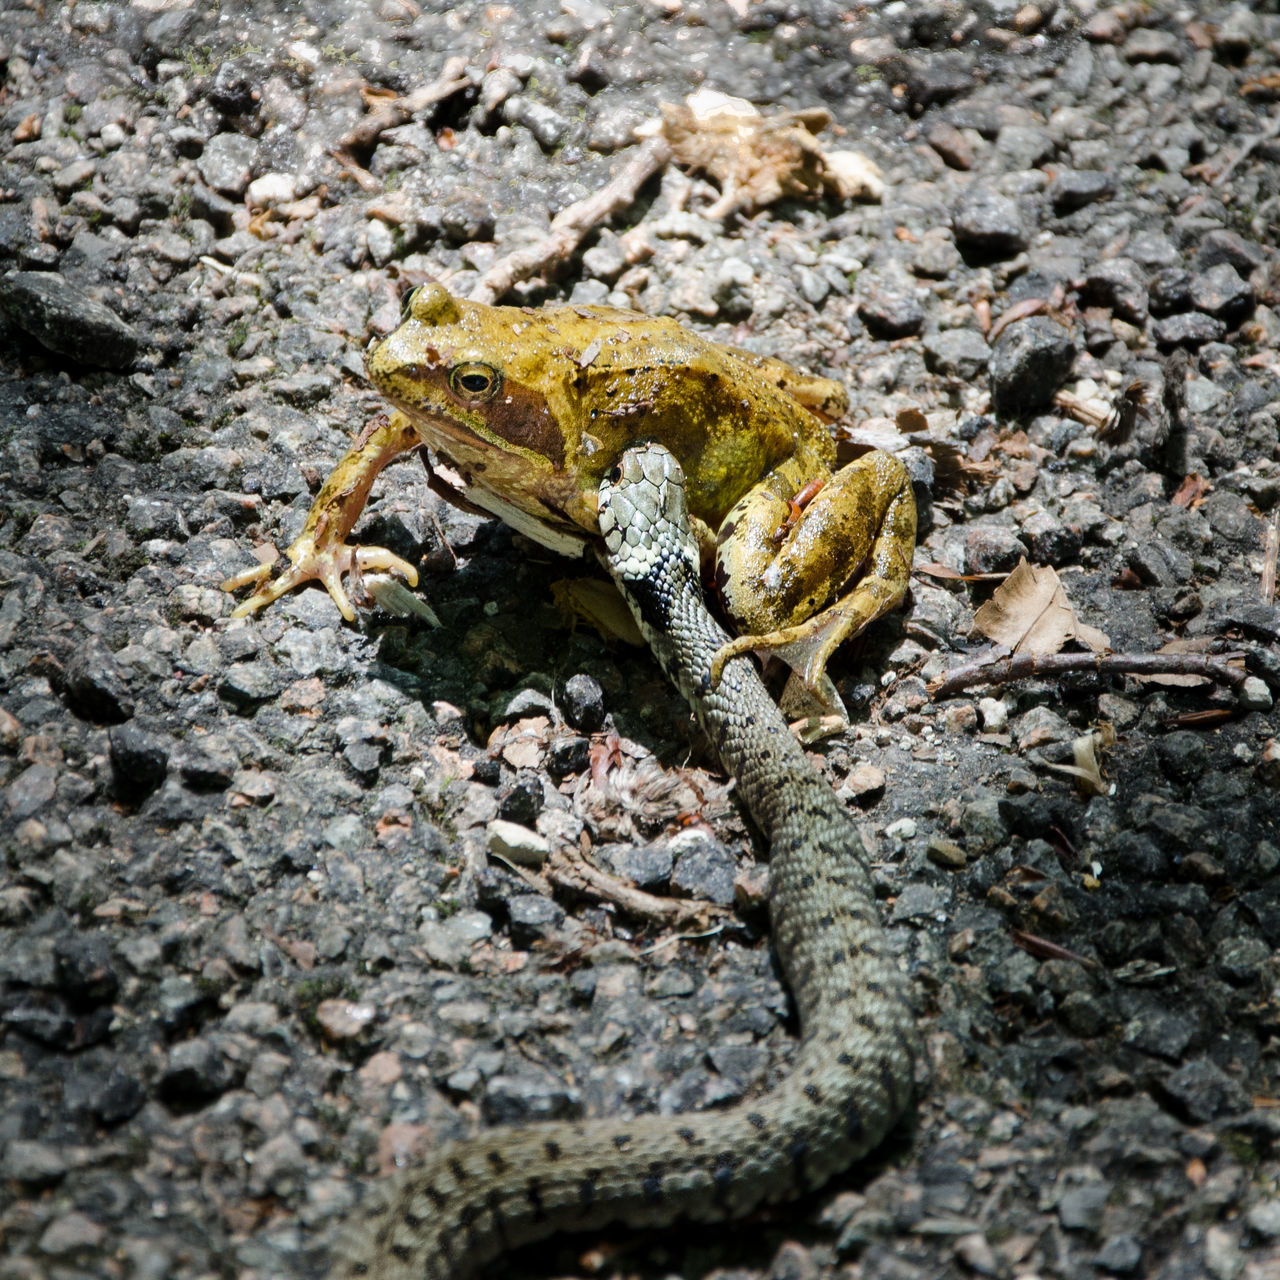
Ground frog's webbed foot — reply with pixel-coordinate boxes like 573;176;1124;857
710;566;911;717
710;609;848;718
222;540;419;620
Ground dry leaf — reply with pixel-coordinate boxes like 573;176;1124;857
1171;473;1211;508
1099;380;1151;441
973;559;1110;655
1038;723;1116;796
1133;637;1221;688
916;562;965;582
645;89;882;218
988;297;1046;343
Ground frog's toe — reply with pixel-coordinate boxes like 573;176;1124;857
353;546;419;588
223;560;299;619
221;562;273;594
230;561;341;620
710;609;848;713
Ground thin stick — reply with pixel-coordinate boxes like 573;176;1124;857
1209;110;1280;187
332;58;471;162
470;136;673;305
545;845;730;929
928;649;1248;698
1262;511;1279;607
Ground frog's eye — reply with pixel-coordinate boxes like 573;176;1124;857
449;362;502;402
399;287;421;321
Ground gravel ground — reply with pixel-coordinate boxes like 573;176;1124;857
2;2;1280;1278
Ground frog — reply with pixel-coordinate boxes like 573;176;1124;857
222;283;916;710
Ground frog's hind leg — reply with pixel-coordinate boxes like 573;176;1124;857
712;450;915;710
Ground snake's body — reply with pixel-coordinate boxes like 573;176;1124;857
330;443;915;1279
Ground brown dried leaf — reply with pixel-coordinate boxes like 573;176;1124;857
1171;472;1211;508
650;89;881;218
988;297;1046;343
1040;723;1115;796
1133;638;1219;687
916;561;965;581
973;559;1110;655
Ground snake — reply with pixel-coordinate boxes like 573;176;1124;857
329;441;916;1279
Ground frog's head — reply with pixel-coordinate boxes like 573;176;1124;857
365;283;567;471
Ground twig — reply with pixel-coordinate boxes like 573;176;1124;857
1010;930;1100;969
1263;511;1278;607
544;845;731;929
331;58;471;163
928;649;1247;698
470;136;673;305
1206;110;1280;187
639;923;726;956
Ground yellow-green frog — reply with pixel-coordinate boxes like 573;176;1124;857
223;283;915;708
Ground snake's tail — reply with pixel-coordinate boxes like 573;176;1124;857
328;981;911;1280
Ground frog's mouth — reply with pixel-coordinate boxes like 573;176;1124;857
424;437;597;558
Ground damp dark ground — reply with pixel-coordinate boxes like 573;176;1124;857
1;2;1279;1279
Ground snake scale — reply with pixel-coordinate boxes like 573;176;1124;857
329;441;916;1278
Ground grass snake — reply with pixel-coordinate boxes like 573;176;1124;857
329;440;916;1278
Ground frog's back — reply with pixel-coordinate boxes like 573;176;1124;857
525;303;840;523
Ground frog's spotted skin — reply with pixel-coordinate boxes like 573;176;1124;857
328;442;916;1279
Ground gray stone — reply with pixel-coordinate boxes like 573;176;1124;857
561;673;605;732
198;132;258;197
1194;229;1265;276
963;525;1027;574
1122;1009;1194;1061
247;1133;307;1198
953;186;1028;257
158;1037;239;1103
37;1210;106;1256
996;124;1055;170
1082;258;1148;323
989;317;1076;414
483;1071;581;1124
0;271;141;368
1049;169;1114;212
547;735;590;779
1161;1057;1250;1122
6;762;58;820
502;96;571;149
670;834;737;905
1021;511;1081;567
922;328;989;380
54;933;118;1005
2;1139;69;1188
1125;27;1183;63
1057;1181;1110;1233
958;797;1008;848
604;841;674;891
1147;267;1192;315
507;894;566;946
856;268;924;338
1094;1234;1143;1274
1153;312;1226;348
1188;262;1253;322
64;638;134;724
1245;1198;1280;1239
1127;537;1191;588
218;661;282;707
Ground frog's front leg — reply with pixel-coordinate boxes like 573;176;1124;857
222;412;422;620
712;450;916;711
